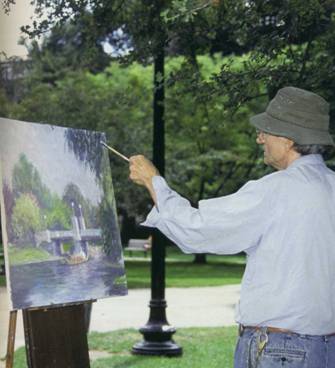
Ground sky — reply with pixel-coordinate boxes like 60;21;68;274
0;117;104;205
0;2;118;58
0;1;34;58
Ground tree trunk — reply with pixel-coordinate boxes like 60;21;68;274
193;253;207;264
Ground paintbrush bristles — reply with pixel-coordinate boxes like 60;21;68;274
100;141;129;162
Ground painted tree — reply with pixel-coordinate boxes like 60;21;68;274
11;154;72;231
63;182;98;228
12;193;42;246
45;195;72;231
12;153;53;209
61;128;122;260
98;150;123;262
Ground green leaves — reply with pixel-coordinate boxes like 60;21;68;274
4;0;335;221
7;55;271;217
12;193;43;243
44;196;72;231
161;0;214;23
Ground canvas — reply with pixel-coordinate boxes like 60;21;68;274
0;117;127;310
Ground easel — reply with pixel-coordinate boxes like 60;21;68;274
5;310;17;368
5;302;93;368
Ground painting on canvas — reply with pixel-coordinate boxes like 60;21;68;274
0;117;127;310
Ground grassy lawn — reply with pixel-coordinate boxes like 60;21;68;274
2;247;242;367
10;326;238;368
125;247;246;288
0;275;5;286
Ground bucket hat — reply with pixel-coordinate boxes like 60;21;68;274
250;86;334;146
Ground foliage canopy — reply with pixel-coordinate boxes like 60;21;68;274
2;0;335;233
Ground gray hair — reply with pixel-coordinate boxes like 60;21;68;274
293;143;329;156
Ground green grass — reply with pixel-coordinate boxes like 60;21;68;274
0;275;5;286
4;247;242;367
125;247;246;288
10;326;238;368
8;246;56;265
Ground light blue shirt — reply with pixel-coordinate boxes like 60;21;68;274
142;154;335;335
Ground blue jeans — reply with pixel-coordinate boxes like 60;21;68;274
234;327;335;368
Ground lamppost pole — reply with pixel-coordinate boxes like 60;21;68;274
132;25;182;357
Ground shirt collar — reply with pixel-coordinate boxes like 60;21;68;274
287;154;325;170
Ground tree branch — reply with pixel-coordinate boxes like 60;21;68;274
164;0;214;22
213;161;238;197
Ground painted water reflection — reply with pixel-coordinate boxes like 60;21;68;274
10;257;127;309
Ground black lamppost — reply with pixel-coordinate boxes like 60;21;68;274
132;33;182;357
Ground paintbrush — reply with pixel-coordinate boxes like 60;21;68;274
100;141;129;162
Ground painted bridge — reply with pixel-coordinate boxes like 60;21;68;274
35;228;102;246
35;203;102;258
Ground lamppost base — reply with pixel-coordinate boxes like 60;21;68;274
132;340;182;356
132;324;182;357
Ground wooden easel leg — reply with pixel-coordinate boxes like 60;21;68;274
23;303;91;368
6;310;17;368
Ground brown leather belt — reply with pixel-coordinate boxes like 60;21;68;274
239;325;291;336
239;324;335;337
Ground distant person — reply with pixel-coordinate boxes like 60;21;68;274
129;86;335;368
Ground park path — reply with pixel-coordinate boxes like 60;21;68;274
0;284;240;360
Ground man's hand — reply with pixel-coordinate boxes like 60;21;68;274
129;155;160;204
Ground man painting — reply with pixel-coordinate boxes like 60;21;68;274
129;86;335;367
